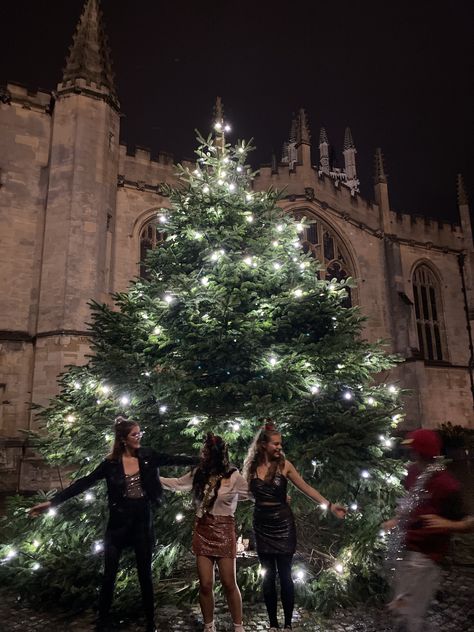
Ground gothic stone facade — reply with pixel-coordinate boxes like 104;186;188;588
0;1;473;493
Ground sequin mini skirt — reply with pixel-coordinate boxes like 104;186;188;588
192;514;236;558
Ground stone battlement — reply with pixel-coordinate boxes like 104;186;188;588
2;82;52;111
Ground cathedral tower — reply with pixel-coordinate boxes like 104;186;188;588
32;0;120;414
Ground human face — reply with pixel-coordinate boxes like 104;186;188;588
125;425;143;452
263;433;282;461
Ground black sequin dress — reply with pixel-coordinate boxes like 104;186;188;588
250;473;296;555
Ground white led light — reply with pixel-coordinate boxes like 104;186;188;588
175;513;184;522
232;422;241;431
335;563;344;574
84;492;94;502
295;569;305;580
343;391;353;400
273;262;281;270
228;182;236;191
239;147;245;154
246;214;254;222
320;503;328;511
193;231;203;240
214;122;222;131
243;257;253;266
272;240;279;247
296;223;304;232
47;507;57;517
350;502;358;511
310;385;320;394
153;326;162;335
237;165;243;172
94;541;104;553
367;397;376;406
201;277;209;286
164;294;174;304
388;384;398;394
294;288;303;297
190;416;200;425
246;193;253;201
32;562;41;571
66;414;75;423
142;312;149;320
361;470;370;479
6;548;17;560
218;179;224;185
276;224;284;232
221;170;227;177
159;405;168;413
203;185;210;194
269;356;277;366
32;540;40;549
73;381;81;390
158;214;167;224
120;395;130;406
224;124;231;132
259;567;266;577
100;384;111;394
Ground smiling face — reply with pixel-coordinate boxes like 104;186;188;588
262;433;282;461
125;425;142;452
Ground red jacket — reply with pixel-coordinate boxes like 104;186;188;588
404;463;465;562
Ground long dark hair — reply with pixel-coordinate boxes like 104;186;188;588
192;433;235;512
243;420;285;482
107;416;138;461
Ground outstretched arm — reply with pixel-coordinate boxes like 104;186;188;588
154;452;200;467
422;514;474;533
160;471;194;492
29;460;106;516
285;460;346;518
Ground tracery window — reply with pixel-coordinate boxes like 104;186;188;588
139;219;166;279
412;264;445;361
294;210;355;306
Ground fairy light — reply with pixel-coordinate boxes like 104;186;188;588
224;124;231;132
221;170;227;178
175;513;184;522
159;405;168;413
218;179;224;185
310;384;320;394
228;183;236;191
243;256;253;266
388;384;398;394
246;214;254;222
296;223;304;232
73;381;81;390
84;492;94;502
239;147;245;154
350;502;358;511
367;397;376;406
203;185;210;194
100;384;111;394
269;356;277;366
158;214;167;224
273;262;281;270
259;567;266;577
295;569;306;581
320;503;328;511
343;391;353;400
237;165;243;172
193;231;203;240
66;414;75;423
246;193;253;201
361;470;370;479
47;507;57;517
232;422;241;431
392;414;402;422
5;548;17;560
190;416;200;425
164;294;174;304
32;540;40;549
120;395;130;406
94;541;104;553
334;563;344;574
201;277;209;286
141;312;149;320
328;283;336;292
276;224;284;232
32;562;41;571
293;288;303;298
214;122;222;131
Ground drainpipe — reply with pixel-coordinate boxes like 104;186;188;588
457;253;474;407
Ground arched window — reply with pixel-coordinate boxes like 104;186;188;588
294;210;355;306
139;218;166;279
412;264;445;361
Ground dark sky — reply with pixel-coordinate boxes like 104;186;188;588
1;0;472;222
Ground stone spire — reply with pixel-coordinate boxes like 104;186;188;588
319;127;330;175
374;147;387;183
296;108;311;145
457;173;469;206
344;126;355;150
343;127;357;184
59;0;118;106
289;113;298;143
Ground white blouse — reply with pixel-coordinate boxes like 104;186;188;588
160;469;252;518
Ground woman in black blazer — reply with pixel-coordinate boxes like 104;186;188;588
29;416;197;632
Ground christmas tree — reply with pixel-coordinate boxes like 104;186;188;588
0;110;405;615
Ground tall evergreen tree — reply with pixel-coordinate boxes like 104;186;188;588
0;118;405;614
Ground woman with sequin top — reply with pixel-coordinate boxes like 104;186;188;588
28;416;198;632
243;422;346;632
160;433;252;632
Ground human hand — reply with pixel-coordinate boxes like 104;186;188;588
28;501;52;517
331;503;346;519
382;518;398;531
421;514;453;531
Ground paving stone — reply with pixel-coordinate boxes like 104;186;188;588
0;565;473;631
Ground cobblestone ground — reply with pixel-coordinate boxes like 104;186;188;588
1;565;473;632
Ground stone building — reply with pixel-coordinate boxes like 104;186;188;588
0;0;473;494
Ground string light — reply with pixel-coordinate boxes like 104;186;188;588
388;385;398;394
243;257;253;266
201;277;209;286
246;193;253;201
5;548;17;560
310;384;320;394
259;567;266;577
158;214;167;224
120;395;130;406
269;356;277;366
214;122;222;131
295;569;305;581
320;503;328;511
350;502;358;511
273;262;281;270
100;384;111;394
47;508;57;517
94;541;104;553
334;563;344;574
293;288;303;298
232;422;241;431
32;562;41;571
224;124;231;132
239;147;245;154
296;223;304;232
153;326;162;335
66;414;75;423
73;381;81;390
361;470;370;479
276;224;284;232
343;391;353;400
202;185;210;194
367;397;376;406
246;214;254;222
190;416;200;425
164;294;174;304
84;492;94;502
175;513;184;522
32;540;40;549
193;231;203;239
159;405;168;413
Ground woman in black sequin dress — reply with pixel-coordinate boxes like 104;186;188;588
243;422;345;632
28;416;197;632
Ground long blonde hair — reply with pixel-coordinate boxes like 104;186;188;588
243;420;285;482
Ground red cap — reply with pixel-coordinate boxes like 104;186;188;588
402;429;442;459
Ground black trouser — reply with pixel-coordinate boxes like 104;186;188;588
258;552;294;629
98;498;154;624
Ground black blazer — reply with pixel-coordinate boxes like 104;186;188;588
50;447;197;509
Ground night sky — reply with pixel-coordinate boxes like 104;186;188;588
1;0;472;222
